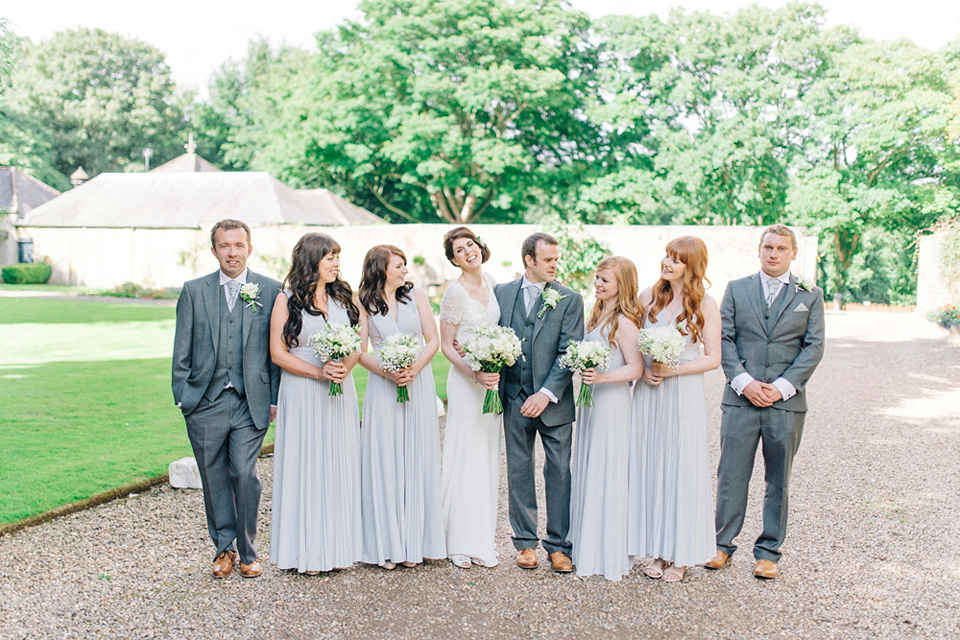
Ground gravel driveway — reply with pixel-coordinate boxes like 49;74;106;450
2;311;958;639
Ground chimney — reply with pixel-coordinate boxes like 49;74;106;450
70;166;89;187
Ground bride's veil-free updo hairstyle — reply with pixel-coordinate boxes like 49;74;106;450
442;226;490;266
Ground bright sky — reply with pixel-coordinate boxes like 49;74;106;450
5;0;959;93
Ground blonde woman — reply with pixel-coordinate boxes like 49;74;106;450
568;256;644;581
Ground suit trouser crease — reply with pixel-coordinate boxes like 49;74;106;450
185;389;265;564
715;404;805;562
504;396;572;555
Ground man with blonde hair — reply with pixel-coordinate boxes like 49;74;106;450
706;224;825;579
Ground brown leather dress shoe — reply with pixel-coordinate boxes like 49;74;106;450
703;550;731;570
754;559;778;579
549;551;574;573
212;550;237;578
239;559;263;579
516;548;538;569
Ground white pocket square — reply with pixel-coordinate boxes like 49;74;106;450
794;302;809;312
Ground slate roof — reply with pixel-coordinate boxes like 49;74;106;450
0;167;61;218
18;171;383;228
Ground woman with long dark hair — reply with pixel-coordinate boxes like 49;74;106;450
438;227;502;569
627;236;721;583
357;245;445;570
268;232;362;574
568;256;644;581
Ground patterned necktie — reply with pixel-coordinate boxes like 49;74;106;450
226;279;240;312
766;278;781;306
525;285;537;314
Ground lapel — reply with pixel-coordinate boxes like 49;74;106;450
202;271;221;354
745;273;766;333
241;270;257;350
501;278;523;331
771;273;798;329
532;281;549;343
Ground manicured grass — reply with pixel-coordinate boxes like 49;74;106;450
0;283;96;294
1;297;451;524
0;296;175;324
1;358;193;522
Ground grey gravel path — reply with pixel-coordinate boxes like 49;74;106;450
2;311;958;639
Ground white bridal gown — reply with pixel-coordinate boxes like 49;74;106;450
439;273;502;567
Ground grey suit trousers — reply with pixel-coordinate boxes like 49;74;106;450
185;388;266;564
715;404;805;562
502;393;573;555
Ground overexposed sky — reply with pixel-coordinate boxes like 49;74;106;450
5;1;959;92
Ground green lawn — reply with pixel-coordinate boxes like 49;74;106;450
0;297;450;524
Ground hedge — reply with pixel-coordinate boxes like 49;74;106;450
1;263;53;284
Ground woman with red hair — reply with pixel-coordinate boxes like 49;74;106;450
627;236;721;582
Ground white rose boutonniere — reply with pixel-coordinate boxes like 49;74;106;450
537;287;568;320
795;277;813;294
239;283;262;313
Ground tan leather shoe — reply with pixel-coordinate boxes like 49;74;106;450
212;550;237;578
754;559;778;579
549;551;574;573
703;550;731;570
516;548;538;569
239;559;262;579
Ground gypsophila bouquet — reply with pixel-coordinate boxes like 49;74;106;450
558;339;612;407
308;322;361;396
460;324;523;414
637;324;686;367
379;332;422;403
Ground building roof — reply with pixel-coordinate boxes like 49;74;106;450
150;152;222;173
0;167;61;218
18;171;383;228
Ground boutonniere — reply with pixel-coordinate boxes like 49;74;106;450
795;277;812;293
239;282;262;313
537;287;568;319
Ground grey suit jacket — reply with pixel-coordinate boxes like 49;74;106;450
495;278;584;427
720;272;825;412
172;269;281;430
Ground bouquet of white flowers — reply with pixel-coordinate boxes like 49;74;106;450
460;324;523;414
308;322;361;396
378;332;422;403
637;324;685;366
558;339;612;407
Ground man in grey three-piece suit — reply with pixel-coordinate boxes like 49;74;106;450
705;224;825;580
172;219;280;579
495;232;584;573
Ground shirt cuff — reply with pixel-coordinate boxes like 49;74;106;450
730;372;755;396
539;387;559;404
771;377;796;401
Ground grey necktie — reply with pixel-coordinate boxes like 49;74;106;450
226;279;240;311
525;285;537;314
766;279;781;306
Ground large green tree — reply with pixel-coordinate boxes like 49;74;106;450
232;0;603;223
0;21;66;190
584;4;846;226
788;39;959;298
7;28;187;177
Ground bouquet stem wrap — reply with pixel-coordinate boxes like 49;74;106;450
480;364;503;415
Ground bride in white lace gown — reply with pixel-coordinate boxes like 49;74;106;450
438;227;502;569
